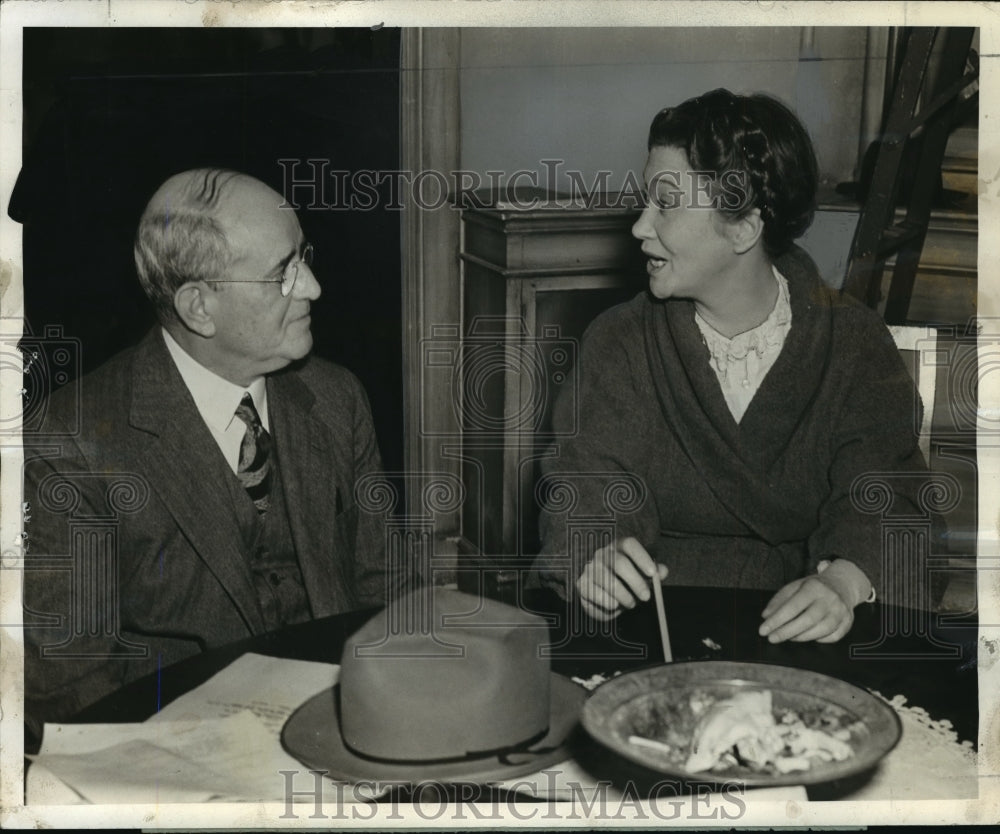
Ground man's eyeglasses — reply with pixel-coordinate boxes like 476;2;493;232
209;242;314;297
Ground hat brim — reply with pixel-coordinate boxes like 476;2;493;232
281;673;586;784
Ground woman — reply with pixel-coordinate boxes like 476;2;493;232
535;89;928;644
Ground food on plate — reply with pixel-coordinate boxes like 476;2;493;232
685;689;852;773
572;671;622;691
626;687;858;775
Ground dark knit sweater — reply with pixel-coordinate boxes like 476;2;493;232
535;248;929;599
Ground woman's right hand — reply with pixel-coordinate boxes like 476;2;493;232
576;537;669;621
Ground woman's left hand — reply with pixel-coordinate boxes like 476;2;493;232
759;559;872;643
758;577;853;643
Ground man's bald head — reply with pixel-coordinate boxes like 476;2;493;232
134;169;283;323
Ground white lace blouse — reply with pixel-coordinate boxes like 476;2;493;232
695;267;792;423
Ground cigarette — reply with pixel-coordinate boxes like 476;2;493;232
628;735;674;755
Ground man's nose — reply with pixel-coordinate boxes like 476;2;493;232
294;262;322;301
632;205;656;241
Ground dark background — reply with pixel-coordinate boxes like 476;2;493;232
11;27;404;474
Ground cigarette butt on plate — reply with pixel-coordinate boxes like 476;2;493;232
628;735;673;755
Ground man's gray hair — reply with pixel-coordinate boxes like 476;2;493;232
133;168;243;323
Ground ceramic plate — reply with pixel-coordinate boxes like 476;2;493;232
581;660;901;786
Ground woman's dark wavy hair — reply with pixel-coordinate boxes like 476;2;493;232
648;88;818;256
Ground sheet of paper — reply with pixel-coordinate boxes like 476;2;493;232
33;739;227;804
149;651;339;734
30;653;348;803
39;715;206;756
38;653;337;758
32;711;315;803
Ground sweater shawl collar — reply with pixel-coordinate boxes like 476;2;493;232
641;247;835;543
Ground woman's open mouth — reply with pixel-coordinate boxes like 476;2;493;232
646;256;668;273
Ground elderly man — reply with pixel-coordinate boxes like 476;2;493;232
23;169;390;730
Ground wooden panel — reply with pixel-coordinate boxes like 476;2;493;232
401;29;462;571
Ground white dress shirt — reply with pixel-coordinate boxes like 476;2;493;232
161;328;269;473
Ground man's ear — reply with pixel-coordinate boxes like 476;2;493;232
173;283;217;338
727;208;765;255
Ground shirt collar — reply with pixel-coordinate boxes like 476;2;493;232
161;328;268;432
695;265;790;344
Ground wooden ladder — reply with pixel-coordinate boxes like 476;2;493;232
843;27;978;324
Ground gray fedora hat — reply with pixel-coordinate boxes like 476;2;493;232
282;588;585;783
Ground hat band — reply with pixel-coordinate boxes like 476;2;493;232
342;725;556;766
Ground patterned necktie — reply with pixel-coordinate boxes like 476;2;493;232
235;392;272;514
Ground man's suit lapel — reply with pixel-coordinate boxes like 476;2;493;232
268;369;351;618
127;331;266;633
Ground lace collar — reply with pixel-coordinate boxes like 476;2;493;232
695;267;791;375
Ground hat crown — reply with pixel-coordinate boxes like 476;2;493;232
339;589;551;761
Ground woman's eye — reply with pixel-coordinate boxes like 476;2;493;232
655;190;684;210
